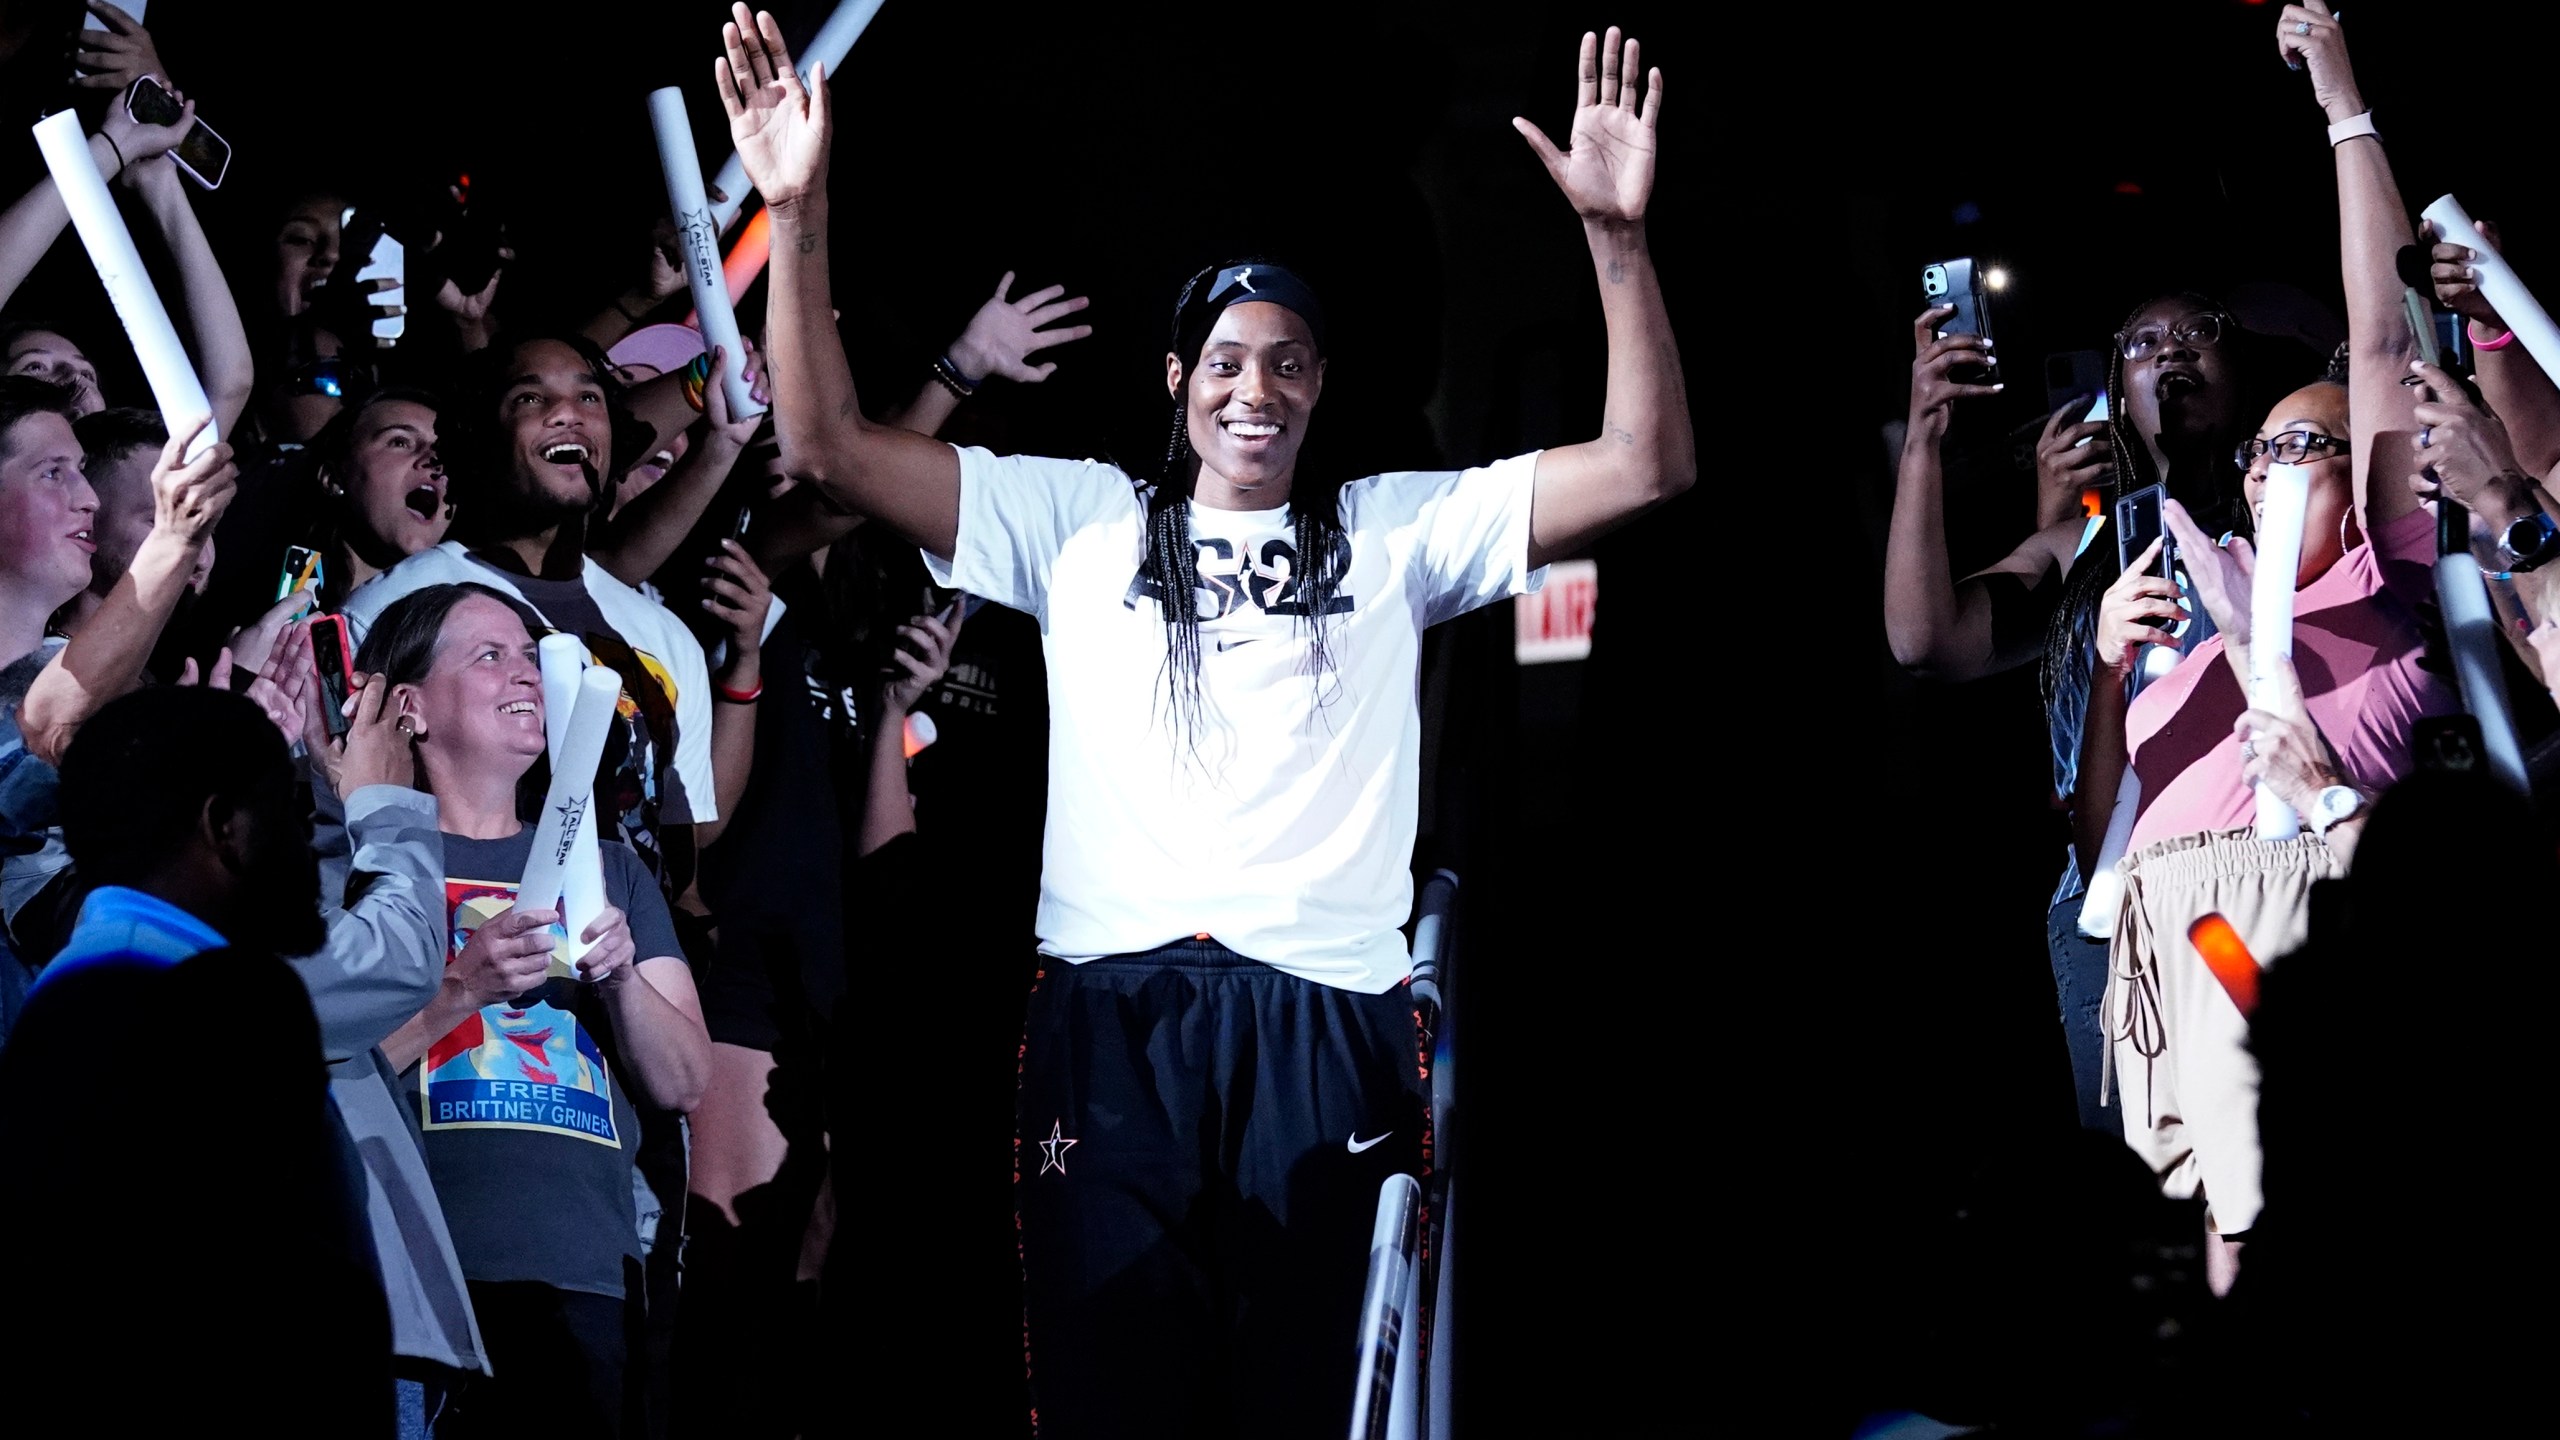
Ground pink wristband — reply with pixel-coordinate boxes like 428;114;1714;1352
2470;321;2519;352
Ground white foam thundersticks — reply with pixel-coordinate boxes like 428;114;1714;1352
520;665;622;977
538;636;614;967
649;87;766;421
31;110;216;460
2424;195;2560;388
2248;463;2313;840
707;0;889;232
2435;530;2532;796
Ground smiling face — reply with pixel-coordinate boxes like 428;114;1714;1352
399;595;547;788
1168;302;1325;508
2241;383;2355;589
6;331;103;418
0;411;101;606
2120;299;2240;454
272;196;347;318
496;340;613;520
329;399;449;561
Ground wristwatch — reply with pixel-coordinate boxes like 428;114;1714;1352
2498;508;2560;573
2308;784;2364;837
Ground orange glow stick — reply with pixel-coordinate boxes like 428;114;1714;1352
2189;912;2259;1017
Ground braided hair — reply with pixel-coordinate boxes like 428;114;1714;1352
2036;292;2305;801
1142;260;1351;741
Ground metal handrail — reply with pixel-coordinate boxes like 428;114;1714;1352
1350;869;1460;1440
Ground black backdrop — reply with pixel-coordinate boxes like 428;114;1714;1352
4;0;2549;1430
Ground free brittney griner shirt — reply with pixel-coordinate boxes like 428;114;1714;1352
406;827;685;1298
923;446;1546;994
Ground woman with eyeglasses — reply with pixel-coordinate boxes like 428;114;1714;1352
2081;3;2455;1287
1890;283;2311;1132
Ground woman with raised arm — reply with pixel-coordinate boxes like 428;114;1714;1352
716;8;1690;1433
2082;1;2456;1281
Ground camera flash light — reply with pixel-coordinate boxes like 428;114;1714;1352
1984;267;2011;292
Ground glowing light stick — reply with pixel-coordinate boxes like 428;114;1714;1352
2423;195;2560;387
539;636;612;959
31;111;215;459
519;667;621;977
2188;913;2259;1019
648;87;765;420
2075;769;2142;940
902;711;937;760
706;0;889;232
2249;463;2312;840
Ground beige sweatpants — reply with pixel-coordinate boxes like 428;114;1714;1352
2105;826;2341;1236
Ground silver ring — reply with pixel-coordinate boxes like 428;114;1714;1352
2241;738;2258;760
2419;424;2434;448
2295;19;2312;34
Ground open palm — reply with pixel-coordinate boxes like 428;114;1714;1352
715;2;831;209
1515;27;1662;225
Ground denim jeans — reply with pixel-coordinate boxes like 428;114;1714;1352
2048;892;2115;1132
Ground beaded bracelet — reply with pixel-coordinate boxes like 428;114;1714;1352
929;354;979;399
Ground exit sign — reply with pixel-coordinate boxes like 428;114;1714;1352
1515;559;1597;664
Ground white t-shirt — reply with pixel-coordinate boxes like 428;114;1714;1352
341;542;717;828
925;446;1546;993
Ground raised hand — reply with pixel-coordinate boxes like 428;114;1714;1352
70;2;169;94
1906;306;2001;439
882;607;962;714
2233;654;2351;818
1513;26;1661;227
99;80;194;172
2164;498;2255;645
2408;358;2533;517
949;272;1095;385
2424;217;2507;331
148;417;236;548
2095;537;2189;675
715;4;831;213
2277;2;2363;122
701;538;774;657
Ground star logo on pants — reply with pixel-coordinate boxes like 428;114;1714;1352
1038;1119;1078;1176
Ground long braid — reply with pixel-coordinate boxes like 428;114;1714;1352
1146;259;1356;742
1147;392;1207;739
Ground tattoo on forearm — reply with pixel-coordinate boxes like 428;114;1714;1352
1609;424;1637;446
796;232;824;254
1606;259;1625;284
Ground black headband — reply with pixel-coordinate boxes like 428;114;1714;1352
1174;262;1328;363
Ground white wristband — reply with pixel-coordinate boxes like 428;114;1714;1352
2327;111;2378;147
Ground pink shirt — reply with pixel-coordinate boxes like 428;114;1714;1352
2125;505;2455;851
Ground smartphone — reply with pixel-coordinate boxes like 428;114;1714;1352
323;208;406;349
1922;258;1998;384
276;545;325;605
730;505;754;544
2075;390;2111;451
2044;349;2106;416
2115;483;2175;628
309;613;355;741
125;75;229;191
2405;288;2441;370
435;176;508;298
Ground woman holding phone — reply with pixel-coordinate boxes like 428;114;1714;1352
362;581;710;1439
2083;1;2453;1281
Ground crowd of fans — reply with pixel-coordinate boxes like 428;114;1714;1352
0;4;1698;1437
0;4;1088;1435
1882;2;2560;1430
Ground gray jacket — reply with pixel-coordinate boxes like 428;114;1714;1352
292;780;488;1376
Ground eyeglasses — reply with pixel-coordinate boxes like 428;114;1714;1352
2233;430;2350;470
2117;313;2229;361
